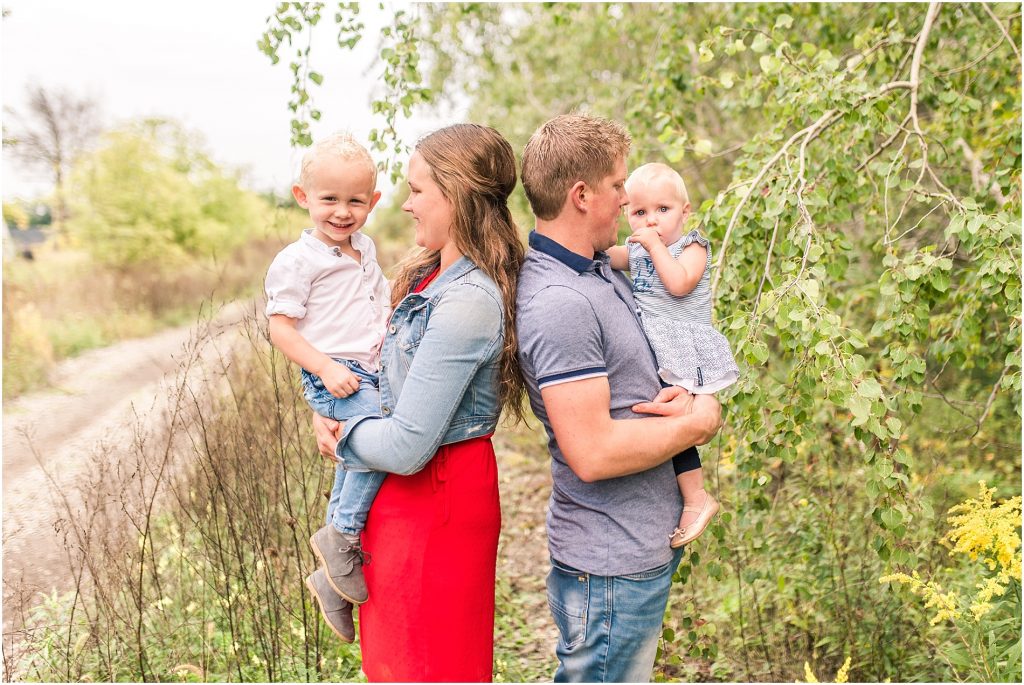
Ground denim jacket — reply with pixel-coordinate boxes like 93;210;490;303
336;256;504;475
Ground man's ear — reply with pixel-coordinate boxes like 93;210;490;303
368;190;383;212
292;184;309;208
569;180;588;212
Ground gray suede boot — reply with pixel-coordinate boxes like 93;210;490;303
309;524;369;604
305;568;355;643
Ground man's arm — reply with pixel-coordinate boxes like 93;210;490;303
541;378;721;483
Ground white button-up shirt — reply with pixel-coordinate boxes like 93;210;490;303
265;229;391;372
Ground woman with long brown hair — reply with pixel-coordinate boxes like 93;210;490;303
312;123;524;681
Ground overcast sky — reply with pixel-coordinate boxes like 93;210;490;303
1;0;456;204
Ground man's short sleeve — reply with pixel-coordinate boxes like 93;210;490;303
518;285;608;389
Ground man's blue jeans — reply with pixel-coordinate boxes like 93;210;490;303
547;547;684;683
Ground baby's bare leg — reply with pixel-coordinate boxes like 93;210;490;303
671;465;719;548
676;469;707;528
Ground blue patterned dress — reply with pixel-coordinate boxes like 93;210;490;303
628;230;739;393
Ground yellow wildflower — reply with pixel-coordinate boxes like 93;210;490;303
802;657;852;683
879;572;961;625
943;482;1022;583
836;656;852;683
969;576;1006;621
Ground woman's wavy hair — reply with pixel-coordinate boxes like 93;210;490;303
390;124;526;424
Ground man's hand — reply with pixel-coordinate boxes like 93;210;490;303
690;394;723;445
311;412;345;463
627;227;662;252
631;385;695;417
318;361;361;398
633;387;722;446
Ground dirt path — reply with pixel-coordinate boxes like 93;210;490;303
1;302;250;630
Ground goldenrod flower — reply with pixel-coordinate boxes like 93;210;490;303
944;482;1022;582
836;656;852;683
880;482;1021;627
879;572;961;625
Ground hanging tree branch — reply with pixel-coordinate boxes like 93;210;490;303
711;2;948;298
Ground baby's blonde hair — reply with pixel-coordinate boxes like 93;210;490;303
298;132;378;189
625;162;689;204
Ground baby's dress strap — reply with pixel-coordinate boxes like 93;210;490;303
678;229;713;268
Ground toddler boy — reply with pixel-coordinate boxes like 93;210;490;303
265;133;388;642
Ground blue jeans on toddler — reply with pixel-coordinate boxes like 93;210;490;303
547;547;684;682
301;359;385;536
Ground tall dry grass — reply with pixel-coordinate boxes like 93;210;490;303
3;309;362;682
2;212;304;398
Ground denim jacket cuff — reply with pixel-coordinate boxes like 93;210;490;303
335;414;379;471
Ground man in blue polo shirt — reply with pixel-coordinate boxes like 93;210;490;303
516;113;722;682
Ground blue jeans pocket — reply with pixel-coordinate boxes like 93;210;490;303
620;558;674;581
301;363;381;422
546;559;588;650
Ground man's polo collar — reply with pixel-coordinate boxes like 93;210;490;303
528;230;606;274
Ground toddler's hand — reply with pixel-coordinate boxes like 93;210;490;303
627;227;661;251
320;362;361;398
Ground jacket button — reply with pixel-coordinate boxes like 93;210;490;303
382;406;391;415
388;325;397;334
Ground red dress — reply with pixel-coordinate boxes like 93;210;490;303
357;269;501;682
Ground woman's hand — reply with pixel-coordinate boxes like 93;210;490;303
311;413;345;463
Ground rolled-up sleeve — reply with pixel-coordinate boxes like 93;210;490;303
336;283;502;475
265;251;310;319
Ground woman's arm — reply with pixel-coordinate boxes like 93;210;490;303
336;282;502;475
628;228;707;297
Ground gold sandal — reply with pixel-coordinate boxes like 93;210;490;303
669;493;720;548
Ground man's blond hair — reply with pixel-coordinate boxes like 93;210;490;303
521;113;631;220
625;163;689;205
298;132;378;189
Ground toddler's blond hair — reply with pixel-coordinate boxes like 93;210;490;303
298;132;377;189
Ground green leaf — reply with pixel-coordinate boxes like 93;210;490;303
885;417;903;437
751;33;770;53
759;55;781;74
857;378;883;400
774;14;794;30
848;394;870;425
309;71;323;85
880;508;903;528
750;341;769;365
